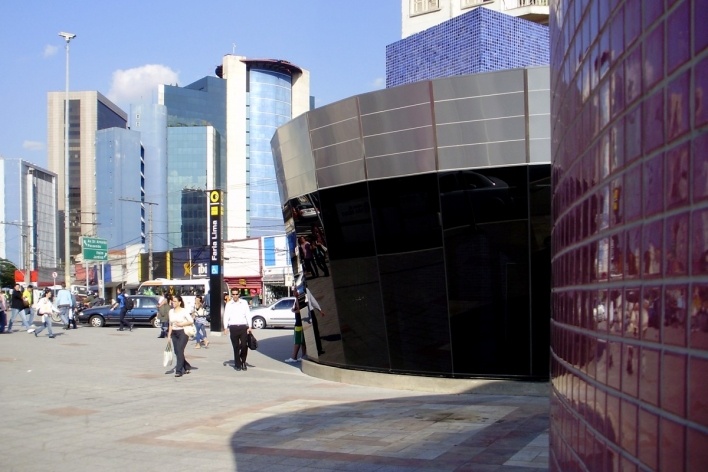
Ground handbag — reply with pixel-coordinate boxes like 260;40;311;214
183;323;197;338
163;341;174;367
247;333;258;350
183;312;197;338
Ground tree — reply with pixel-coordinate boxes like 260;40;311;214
0;259;17;288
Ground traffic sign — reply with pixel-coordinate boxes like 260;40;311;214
82;237;108;261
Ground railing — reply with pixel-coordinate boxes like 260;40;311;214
508;0;549;8
461;0;486;8
462;0;549;11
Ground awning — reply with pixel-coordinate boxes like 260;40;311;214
262;274;286;284
224;276;261;290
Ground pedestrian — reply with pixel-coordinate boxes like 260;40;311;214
285;295;305;363
298;236;319;278
8;283;31;332
156;292;171;338
193;295;209;349
223;289;252;371
167;295;194;377
33;290;57;338
313;240;330;277
111;287;133;331
305;287;326;356
56;282;74;330
0;290;7;333
23;284;35;326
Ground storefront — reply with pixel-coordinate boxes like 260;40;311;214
261;272;292;304
224;276;263;307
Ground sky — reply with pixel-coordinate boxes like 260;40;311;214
0;0;402;169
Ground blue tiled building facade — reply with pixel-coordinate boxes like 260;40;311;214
386;7;549;87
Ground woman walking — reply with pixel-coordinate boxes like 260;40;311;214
193;296;209;349
33;290;57;338
167;295;194;377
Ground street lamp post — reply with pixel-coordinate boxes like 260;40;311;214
59;31;76;286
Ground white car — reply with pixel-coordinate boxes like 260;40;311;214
250;297;297;329
293;203;318;220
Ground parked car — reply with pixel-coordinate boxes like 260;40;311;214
292;202;319;220
249;297;297;329
77;295;161;328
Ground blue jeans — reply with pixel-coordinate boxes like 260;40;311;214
194;323;207;344
26;307;35;325
8;308;30;330
59;305;71;327
34;314;54;337
0;310;6;333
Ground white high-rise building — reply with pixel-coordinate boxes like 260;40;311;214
402;0;549;38
0;157;58;276
218;56;310;240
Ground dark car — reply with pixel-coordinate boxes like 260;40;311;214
78;295;161;328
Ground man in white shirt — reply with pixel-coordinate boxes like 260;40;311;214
56;282;75;330
222;290;252;371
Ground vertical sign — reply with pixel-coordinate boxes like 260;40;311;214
207;189;224;331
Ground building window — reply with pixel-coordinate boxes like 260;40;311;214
411;0;440;16
461;0;487;9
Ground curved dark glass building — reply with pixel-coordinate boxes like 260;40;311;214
271;66;551;380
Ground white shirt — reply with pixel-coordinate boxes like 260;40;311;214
223;298;251;327
168;307;191;330
37;297;54;315
305;288;321;312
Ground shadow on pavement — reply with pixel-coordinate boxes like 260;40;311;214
228;393;549;471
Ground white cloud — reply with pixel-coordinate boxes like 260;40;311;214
23;140;44;151
43;44;58;58
107;64;179;108
371;77;385;89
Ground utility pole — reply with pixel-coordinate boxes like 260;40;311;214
119;198;157;280
59;31;76;288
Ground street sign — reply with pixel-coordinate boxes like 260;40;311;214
82;237;108;261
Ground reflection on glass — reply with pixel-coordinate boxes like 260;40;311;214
282;165;551;379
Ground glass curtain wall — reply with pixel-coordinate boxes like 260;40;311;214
248;69;292;237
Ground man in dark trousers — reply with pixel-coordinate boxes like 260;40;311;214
111;287;133;332
8;283;31;332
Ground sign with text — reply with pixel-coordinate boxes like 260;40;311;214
207;190;224;331
82;237;108;261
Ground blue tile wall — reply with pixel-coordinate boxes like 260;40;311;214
386;7;549;87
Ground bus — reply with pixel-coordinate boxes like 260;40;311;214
136;278;229;313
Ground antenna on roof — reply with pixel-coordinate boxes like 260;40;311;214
232;43;237;54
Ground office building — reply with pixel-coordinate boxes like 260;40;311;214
549;0;708;469
218;56;310;240
95;128;144;251
165;126;220;248
129;103;169;253
0;158;58;278
157;76;225;251
47;91;127;266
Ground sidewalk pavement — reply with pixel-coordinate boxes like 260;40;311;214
0;323;549;472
